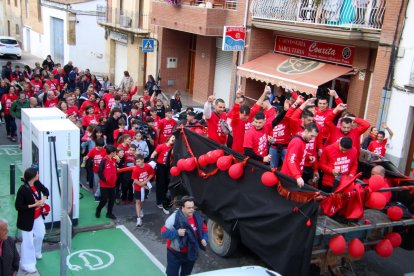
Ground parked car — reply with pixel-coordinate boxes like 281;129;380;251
193;266;281;276
172;107;204;122
0;36;22;59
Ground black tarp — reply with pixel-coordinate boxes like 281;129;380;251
171;129;319;276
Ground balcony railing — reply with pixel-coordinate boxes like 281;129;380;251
251;0;385;31
97;5;150;33
158;0;238;10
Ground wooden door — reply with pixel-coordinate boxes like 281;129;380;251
186;34;197;94
405;123;414;176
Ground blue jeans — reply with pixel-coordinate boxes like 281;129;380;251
166;249;195;276
270;146;287;169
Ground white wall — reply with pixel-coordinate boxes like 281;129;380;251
386;0;414;170
69;0;107;75
0;0;4;36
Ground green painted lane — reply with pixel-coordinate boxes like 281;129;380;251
37;226;165;275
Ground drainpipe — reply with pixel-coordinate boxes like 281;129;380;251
232;0;250;103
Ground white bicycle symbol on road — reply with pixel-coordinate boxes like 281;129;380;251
67;249;115;271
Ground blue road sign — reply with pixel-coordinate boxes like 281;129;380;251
142;39;155;53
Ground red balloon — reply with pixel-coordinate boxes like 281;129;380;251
228;163;244;179
170;166;181;176
385;232;402;248
177;159;186;171
376;239;393;257
213;149;224;159
387;206;403;221
216;155;233;171
329;235;346;254
184;157;196;171
348;238;365;258
368;175;386;192
206;151;218;164
261;172;279;187
365;192;387;210
306;219;311;227
198;155;208;167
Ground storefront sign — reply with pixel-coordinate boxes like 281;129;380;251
109;31;128;44
222;26;246;51
274;36;354;66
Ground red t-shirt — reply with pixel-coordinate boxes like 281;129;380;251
243;126;271;157
280;136;307;179
132;163;155;191
1;93;17;115
271;118;291;146
30;80;43;94
87;147;106;173
44;97;58;108
124;152;136;167
206;112;227;145
264;108;276;125
367;139;388;157
146;116;160;130
79;100;99;117
155;144;172;164
319;142;358;187
31;186;42;219
103;93;115;112
66;106;79;116
158;118;176;144
82;114;99;127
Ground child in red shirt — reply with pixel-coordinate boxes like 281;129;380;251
132;154;155;226
150;135;175;214
83;138;106;200
367;130;388;157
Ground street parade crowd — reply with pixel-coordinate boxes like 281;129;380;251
0;56;396;276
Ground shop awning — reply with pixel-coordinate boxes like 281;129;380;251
237;53;353;94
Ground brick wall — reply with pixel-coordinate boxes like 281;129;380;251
365;0;408;125
158;28;190;93
193;36;216;103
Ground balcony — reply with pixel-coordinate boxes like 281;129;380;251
151;0;239;36
250;0;385;41
97;5;150;35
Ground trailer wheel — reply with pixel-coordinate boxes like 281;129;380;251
207;219;238;257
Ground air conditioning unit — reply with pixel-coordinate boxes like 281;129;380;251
119;15;132;28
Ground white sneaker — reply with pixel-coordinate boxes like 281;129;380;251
22;266;37;273
157;204;163;209
136;217;142;227
162;207;170;215
140;209;144;218
36;253;43;260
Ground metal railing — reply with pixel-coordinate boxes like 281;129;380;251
157;0;238;10
97;6;150;32
251;0;385;30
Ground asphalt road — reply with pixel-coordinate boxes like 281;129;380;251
0;51;43;69
1;51;413;274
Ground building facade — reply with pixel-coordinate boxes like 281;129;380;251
21;0;108;75
3;0;23;41
99;0;156;88
386;0;414;175
151;0;246;105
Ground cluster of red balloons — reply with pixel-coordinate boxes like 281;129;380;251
365;175;388;210
329;235;365;258
329;232;402;258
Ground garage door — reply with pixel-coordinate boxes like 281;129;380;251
213;38;233;107
114;42;128;86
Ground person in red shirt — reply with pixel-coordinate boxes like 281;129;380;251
117;134;131;152
243;112;271;163
30;75;43;95
367;131;388;157
79;93;99;117
83;138;106;200
228;97;251;154
281;123;319;188
324;103;370;153
150;135;175;215
43;90;59;108
361;126;378;150
96;145;119;219
147;108;160;129
185;111;206;135
102;87;116;113
371;165;392;202
319;137;358;192
113;119;134;147
204;96;227;145
65;95;79;117
132;154;155;227
82;105;99;129
256;86;277;125
157;107;177;144
161;196;208;276
1;86;18;140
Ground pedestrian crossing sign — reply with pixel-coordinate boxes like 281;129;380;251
142;39;155;53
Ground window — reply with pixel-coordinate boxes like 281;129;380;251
25;0;29;17
120;0;124;15
7;0;10;5
7;21;11;36
14;0;17;7
16;24;20;35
